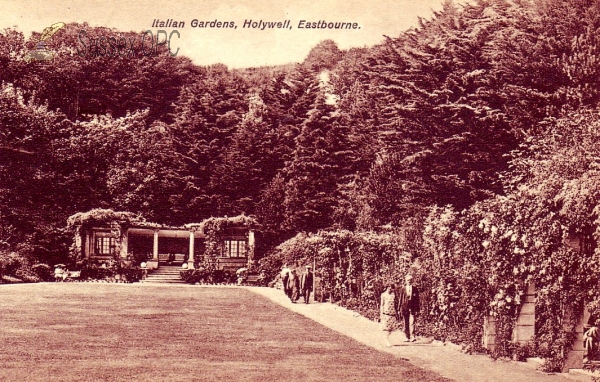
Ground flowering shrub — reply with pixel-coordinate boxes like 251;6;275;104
31;263;53;281
0;250;43;283
414;109;600;369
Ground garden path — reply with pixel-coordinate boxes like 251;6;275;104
248;286;582;382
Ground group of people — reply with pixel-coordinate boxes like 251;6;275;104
280;264;314;304
54;265;69;282
380;274;420;347
277;265;419;346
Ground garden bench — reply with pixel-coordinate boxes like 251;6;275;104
63;270;81;282
245;274;260;285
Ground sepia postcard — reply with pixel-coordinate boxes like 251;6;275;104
1;0;596;381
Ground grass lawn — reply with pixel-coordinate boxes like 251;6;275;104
0;283;450;381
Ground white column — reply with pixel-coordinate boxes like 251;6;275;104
120;230;128;259
85;232;93;259
74;233;82;258
248;230;255;262
188;231;195;269
153;230;159;261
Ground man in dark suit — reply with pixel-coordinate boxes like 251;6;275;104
281;265;291;298
300;265;314;304
397;274;419;342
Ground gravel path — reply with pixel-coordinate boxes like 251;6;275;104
248;286;580;382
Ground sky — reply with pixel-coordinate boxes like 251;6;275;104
0;0;450;68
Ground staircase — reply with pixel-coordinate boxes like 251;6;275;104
143;265;185;284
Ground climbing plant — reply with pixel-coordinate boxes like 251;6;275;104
66;208;147;262
194;215;259;270
415;109;600;369
261;229;412;316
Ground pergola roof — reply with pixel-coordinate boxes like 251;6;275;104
127;226;206;238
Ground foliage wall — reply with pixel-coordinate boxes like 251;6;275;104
259;229;412;318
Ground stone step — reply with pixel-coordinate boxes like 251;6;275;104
143;278;185;284
143;279;185;283
146;276;181;279
150;269;183;274
142;266;187;284
145;274;181;277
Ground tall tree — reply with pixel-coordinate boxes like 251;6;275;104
169;64;249;220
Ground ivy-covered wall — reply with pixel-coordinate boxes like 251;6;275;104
192;215;259;270
263;200;600;371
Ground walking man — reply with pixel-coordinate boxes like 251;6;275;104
300;265;314;304
398;274;419;342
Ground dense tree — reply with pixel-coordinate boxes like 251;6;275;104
169;64;249;220
0;84;72;263
303;39;343;72
15;23;196;122
6;0;600;298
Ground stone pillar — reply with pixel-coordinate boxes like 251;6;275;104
513;283;535;343
248;230;255;264
85;231;93;259
153;230;159;261
188;231;195;269
563;305;587;372
120;229;128;259
74;232;82;258
483;314;496;352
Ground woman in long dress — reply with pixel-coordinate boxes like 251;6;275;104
380;283;399;347
288;269;300;303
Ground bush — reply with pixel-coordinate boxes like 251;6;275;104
180;268;236;285
120;267;144;283
32;263;53;281
0;251;25;278
80;262;115;281
15;268;41;283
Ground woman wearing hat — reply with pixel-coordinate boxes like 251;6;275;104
380;283;399;347
288;269;300;303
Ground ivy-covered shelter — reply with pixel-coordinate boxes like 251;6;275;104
68;209;258;271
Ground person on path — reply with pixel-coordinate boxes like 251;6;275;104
281;264;291;298
300;265;314;304
54;265;64;282
288;269;300;303
397;274;420;342
380;283;399;347
370;278;385;309
584;313;600;363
